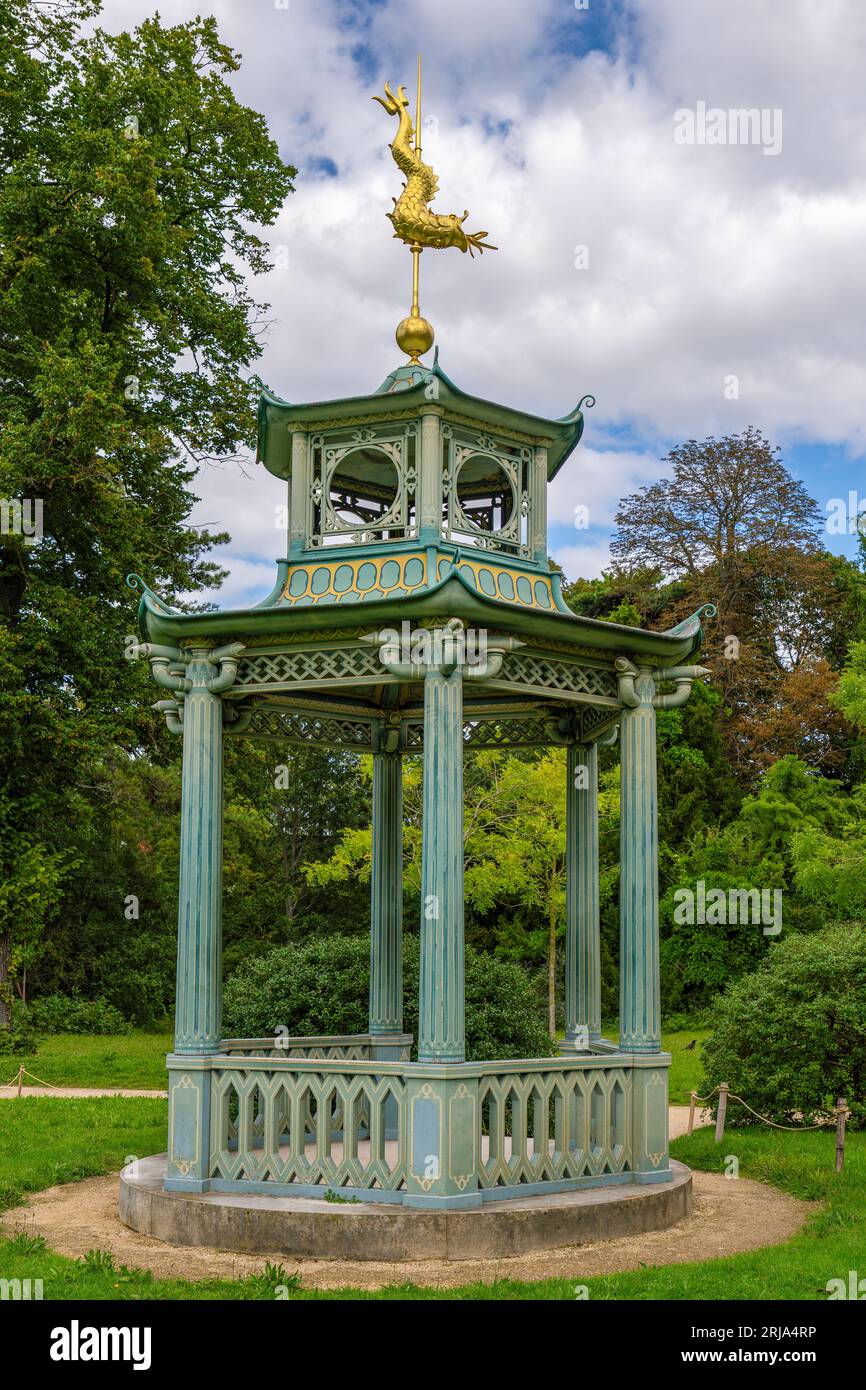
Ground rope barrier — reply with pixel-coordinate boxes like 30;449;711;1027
689;1083;840;1130
0;1066;61;1092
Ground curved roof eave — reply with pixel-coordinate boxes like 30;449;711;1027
255;364;593;483
128;571;713;667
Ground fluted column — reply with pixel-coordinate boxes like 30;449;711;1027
418;409;442;543
174;652;225;1055
288;428;309;556
369;746;403;1035
618;668;660;1053
531;444;548;565
563;741;601;1047
418;664;464;1062
135;635;243;1191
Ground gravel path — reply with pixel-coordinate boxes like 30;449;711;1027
1;1102;811;1292
1;1170;812;1290
0;1086;167;1099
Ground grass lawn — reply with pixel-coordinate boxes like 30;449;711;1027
5;1032;172;1090
0;1097;167;1212
9;1027;709;1099
663;1028;711;1105
0;1097;861;1299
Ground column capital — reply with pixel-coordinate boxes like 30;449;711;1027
132;642;247;730
373;712;403;754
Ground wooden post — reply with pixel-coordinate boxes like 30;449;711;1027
835;1097;847;1173
715;1083;728;1143
687;1090;697;1136
17;1064;23;1098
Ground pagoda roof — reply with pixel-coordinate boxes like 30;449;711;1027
256;351;594;483
128;568;715;668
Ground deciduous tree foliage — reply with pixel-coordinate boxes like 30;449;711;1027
0;0;294;1019
608;429;861;778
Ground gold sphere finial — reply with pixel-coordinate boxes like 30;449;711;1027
395;313;434;363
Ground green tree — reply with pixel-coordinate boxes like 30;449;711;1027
659;756;860;1010
0;0;294;1020
608;430;857;779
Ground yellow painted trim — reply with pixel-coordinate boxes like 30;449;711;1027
280;553;428;605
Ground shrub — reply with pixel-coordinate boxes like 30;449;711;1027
21;994;131;1036
223;934;555;1062
700;923;866;1128
0;1021;39;1056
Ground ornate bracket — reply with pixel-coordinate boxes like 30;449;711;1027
544;708;621;746
374;712;403;754
223;698;258;735
361;617;524;682
133;641;247;731
616;657;710;710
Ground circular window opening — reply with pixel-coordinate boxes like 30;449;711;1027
329;447;399;528
456;453;515;534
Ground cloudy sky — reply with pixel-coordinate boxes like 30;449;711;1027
97;0;866;606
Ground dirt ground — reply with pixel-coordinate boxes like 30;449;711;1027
2;1159;812;1291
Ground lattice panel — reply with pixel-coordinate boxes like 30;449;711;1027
209;1066;407;1191
239;709;375;748
464;717;553;747
404;717;555;749
477;1067;631;1188
221;1042;374;1061
496;652;618;700
235;647;383;688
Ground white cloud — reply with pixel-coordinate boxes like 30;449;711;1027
93;0;866;601
551;540;619;582
548;445;666;529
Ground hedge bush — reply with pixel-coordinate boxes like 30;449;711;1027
223;934;555;1062
701;923;866;1128
20;994;131;1036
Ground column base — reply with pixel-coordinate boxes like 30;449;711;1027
630;1057;671;1178
402;1190;483;1210
165;1056;214;1187
404;1072;479;1206
164;1176;212;1194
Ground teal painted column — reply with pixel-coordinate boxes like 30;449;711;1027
618;669;660;1053
164;647;233;1192
563;741;601;1047
369;747;403;1036
174;653;225;1055
418;665;464;1063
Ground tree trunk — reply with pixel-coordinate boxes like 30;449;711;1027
0;932;11;1027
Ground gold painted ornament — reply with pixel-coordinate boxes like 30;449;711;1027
373;59;496;363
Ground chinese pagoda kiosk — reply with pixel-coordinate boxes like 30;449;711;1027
122;66;712;1255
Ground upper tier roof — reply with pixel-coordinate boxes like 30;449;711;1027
256;351;594;482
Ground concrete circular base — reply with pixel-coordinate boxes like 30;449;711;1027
120;1157;692;1262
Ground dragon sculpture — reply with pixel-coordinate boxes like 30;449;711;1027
372;82;496;257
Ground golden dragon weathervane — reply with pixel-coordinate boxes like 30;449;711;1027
373;57;496;364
